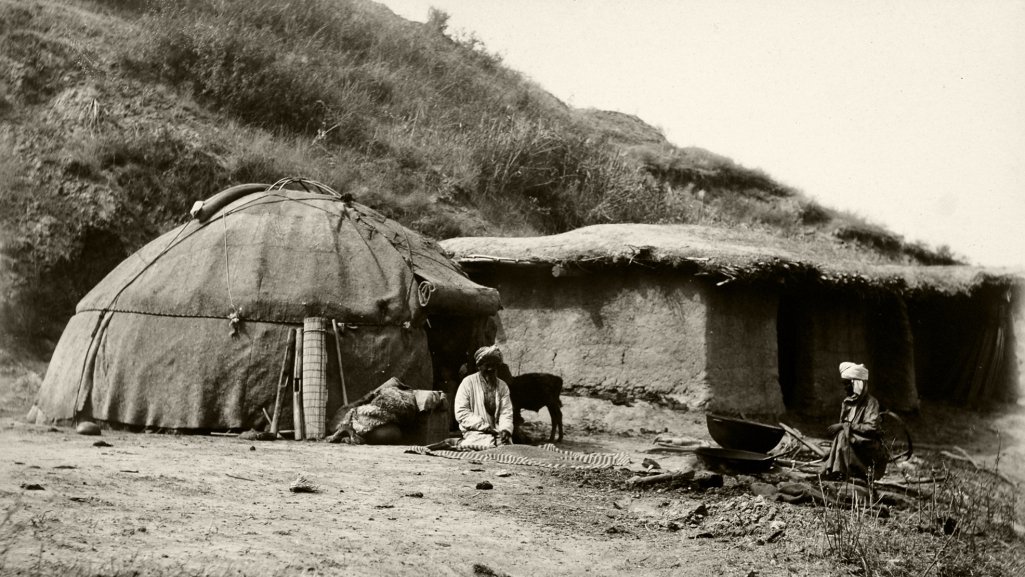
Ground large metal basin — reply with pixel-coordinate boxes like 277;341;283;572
694;447;776;473
706;414;785;454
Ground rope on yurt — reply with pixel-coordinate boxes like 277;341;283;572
74;216;205;418
344;203;424;319
417;281;436;307
392;224;429;316
99;222;192;314
93;181;274;317
72;310;114;420
220;213;243;337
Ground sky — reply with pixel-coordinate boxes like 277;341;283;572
381;0;1025;269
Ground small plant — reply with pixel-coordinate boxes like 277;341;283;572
816;453;1024;576
818;477;879;574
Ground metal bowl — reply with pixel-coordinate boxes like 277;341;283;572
706;414;785;454
694;447;776;473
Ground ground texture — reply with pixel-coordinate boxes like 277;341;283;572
2;364;1024;576
1;421;835;577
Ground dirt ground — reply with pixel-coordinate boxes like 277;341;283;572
2;363;1024;576
1;418;837;577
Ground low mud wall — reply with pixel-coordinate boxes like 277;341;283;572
487;268;786;413
493;270;713;410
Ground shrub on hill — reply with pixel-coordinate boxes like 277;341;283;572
118;0;670;234
0;0;965;353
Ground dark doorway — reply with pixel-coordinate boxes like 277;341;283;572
777;293;813;412
909;287;1018;406
425;314;497;430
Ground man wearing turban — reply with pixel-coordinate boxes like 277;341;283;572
821;362;888;480
454;345;514;448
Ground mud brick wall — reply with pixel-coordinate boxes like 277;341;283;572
491;269;713;410
488;268;786;413
705;287;785;414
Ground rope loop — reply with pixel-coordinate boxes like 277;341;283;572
221;213;243;337
417;280;436;308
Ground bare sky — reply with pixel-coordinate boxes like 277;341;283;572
381;0;1025;269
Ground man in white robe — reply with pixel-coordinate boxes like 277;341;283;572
454;345;514;448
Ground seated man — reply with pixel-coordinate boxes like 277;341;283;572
821;362;889;480
454;345;514;448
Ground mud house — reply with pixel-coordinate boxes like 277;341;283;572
440;224;1022;416
30;181;501;431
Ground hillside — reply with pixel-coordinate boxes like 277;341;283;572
0;0;958;353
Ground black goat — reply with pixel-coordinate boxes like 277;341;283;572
507;372;564;443
458;360;564;443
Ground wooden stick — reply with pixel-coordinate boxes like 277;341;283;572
942;447;982;469
898;476;948;484
775;457;822;468
271;329;297;435
913;442;955;451
643;445;701;454
939;449;1017;486
293;328;305;441
626;469;695;487
874;480;925;497
332;319;349;406
778;422;829;458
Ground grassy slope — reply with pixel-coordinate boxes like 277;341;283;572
0;0;958;352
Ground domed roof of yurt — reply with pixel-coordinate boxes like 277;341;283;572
31;179;501;430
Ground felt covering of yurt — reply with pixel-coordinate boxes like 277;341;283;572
30;181;501;429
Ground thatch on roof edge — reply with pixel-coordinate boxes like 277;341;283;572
439;224;1023;297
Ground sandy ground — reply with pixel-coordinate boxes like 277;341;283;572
2;364;1023;576
0;418;837;577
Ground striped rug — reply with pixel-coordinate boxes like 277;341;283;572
404;443;631;470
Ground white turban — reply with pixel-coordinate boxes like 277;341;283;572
474;345;503;368
839;362;869;381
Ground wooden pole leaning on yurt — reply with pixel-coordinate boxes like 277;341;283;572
293;328;305;440
331;319;349;407
302;317;330;440
271;329;297;436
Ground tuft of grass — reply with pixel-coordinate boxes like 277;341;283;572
817;455;1024;577
468;117;660;232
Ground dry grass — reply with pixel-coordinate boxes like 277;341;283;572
817;455;1024;576
0;0;969;350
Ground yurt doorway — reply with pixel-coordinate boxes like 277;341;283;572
425;315;498;429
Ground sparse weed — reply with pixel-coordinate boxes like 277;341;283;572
817;455;1024;576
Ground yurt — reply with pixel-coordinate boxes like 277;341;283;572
29;179;501;431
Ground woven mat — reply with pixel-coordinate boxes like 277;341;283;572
404;443;630;470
